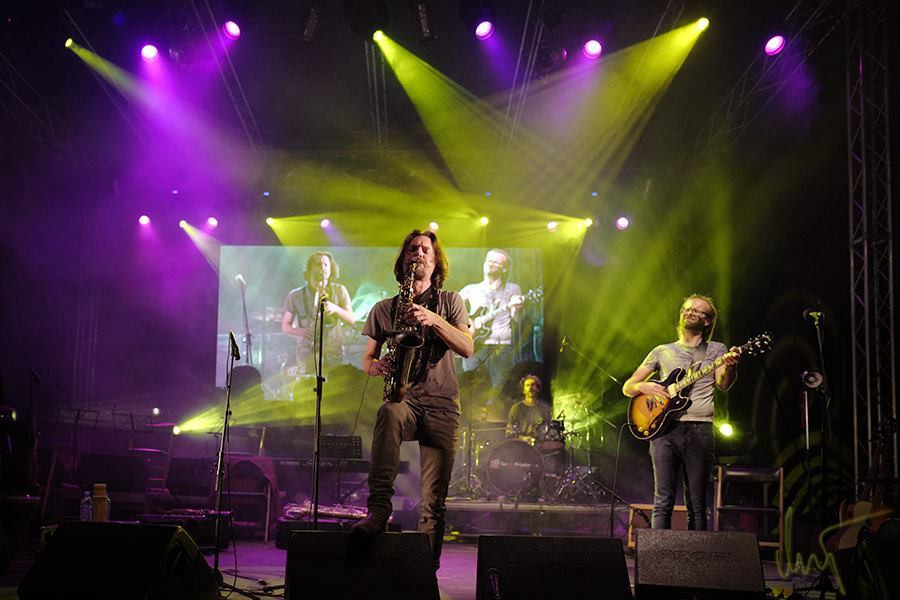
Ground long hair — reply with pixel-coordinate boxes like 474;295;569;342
679;293;718;341
304;251;340;282
393;229;449;289
518;373;543;392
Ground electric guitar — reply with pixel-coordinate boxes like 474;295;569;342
627;333;772;440
469;287;543;345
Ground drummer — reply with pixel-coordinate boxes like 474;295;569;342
505;374;551;443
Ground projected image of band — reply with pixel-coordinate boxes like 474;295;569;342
216;245;544;413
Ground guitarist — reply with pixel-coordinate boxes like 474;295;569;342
459;249;524;387
622;294;741;530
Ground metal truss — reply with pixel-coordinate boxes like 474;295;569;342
364;41;389;157
846;0;897;490
0;50;80;164
698;0;853;159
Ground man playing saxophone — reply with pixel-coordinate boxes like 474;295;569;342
352;229;474;571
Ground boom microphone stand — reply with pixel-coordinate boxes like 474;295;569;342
212;331;262;600
310;287;328;529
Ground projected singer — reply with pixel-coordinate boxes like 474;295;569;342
281;251;355;374
352;229;473;571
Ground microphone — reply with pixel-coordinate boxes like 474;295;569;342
485;568;502;600
559;335;569;353
803;308;823;322
228;330;241;360
235;274;246;286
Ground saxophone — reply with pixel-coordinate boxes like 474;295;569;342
381;259;426;402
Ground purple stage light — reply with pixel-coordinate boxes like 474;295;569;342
582;39;602;60
475;21;495;40
764;35;785;56
223;20;241;40
207;217;218;228
138;215;151;226
141;44;159;62
615;217;630;230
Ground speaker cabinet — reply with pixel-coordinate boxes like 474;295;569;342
628;503;688;548
285;531;439;600
476;535;632;600
18;522;218;600
635;529;764;599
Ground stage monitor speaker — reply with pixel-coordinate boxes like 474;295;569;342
476;535;632;600
18;521;219;600
635;529;765;599
285;531;439;600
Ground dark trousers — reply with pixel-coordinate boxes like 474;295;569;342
648;421;715;530
366;400;459;566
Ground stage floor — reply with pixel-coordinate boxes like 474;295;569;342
0;536;833;599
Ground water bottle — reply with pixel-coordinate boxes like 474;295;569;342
79;490;92;521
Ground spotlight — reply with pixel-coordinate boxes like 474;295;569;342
696;17;710;31
428;221;439;231
64;38;74;48
479;216;489;226
138;215;151;226
178;219;187;229
591;191;598;197
583;218;593;227
764;35;785;56
320;218;331;228
223;20;241;39
475;21;495;40
373;29;384;41
140;44;160;62
615;216;630;230
412;2;436;42
718;422;734;437
460;0;497;40
484;191;492;197
262;191;270;197
172;425;182;435
302;6;322;44
171;189;179;195
207;217;218;227
582;39;602;59
265;217;275;226
547;221;558;232
152;407;161;416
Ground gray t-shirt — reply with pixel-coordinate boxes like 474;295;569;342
507;400;552;438
640;340;727;422
363;288;469;411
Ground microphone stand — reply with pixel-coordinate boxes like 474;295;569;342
810;314;833;531
310;289;328;529
212;334;262;600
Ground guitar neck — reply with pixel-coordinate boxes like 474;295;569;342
669;345;741;394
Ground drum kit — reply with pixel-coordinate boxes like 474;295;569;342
453;414;608;502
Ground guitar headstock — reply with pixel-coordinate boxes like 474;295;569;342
525;287;544;302
741;332;773;357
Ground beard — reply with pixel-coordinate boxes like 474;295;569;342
680;316;706;334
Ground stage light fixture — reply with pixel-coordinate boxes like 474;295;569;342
718;422;734;437
591;191;598;197
171;189;179;195
615;216;630;230
479;216;489;226
265;217;275;225
140;44;160;62
152;407;161;416
302;6;322;44
64;38;74;48
547;221;558;232
138;215;151;226
484;191;492;197
696;17;710;31
223;20;241;39
764;35;785;56
207;217;218;227
345;0;388;40
582;39;602;59
583;218;593;227
373;29;384;41
460;0;496;40
320;218;331;228
412;2;436;42
428;221;439;231
172;425;182;435
178;219;188;229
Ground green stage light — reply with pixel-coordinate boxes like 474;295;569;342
64;38;74;48
584;217;593;227
697;18;710;31
265;217;275;226
479;216;489;226
718;422;734;437
172;425;182;435
373;30;384;41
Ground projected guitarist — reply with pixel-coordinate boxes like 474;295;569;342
622;294;741;531
281;251;355;375
459;249;524;387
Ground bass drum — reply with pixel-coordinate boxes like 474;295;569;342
484;440;543;497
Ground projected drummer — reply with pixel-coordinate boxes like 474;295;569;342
505;374;551;442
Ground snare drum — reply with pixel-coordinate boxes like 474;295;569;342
535;420;566;451
484;440;543;496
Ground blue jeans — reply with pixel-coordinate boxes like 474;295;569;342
648;421;715;530
366;400;459;565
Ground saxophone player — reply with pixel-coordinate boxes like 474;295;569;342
352;229;474;571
